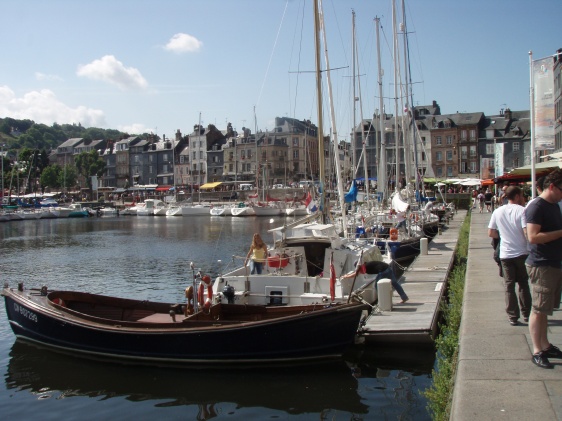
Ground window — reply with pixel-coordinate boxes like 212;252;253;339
446;136;453;145
447;166;453;177
436;167;443;177
293;137;299;146
180;156;185;164
461;130;467;140
149;165;154;174
486;144;494;154
470;129;476;140
513;142;520;151
436;151;443;161
436;136;442;145
461;146;467;159
470;161;477;172
470;146;476;157
163;153;168;161
461;162;467;172
446;150;453;161
163;164;168;173
293;150;299;159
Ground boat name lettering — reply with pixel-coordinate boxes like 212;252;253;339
13;303;38;323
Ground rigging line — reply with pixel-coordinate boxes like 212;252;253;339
290;0;306;120
256;0;289;108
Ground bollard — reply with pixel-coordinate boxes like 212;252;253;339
378;278;393;311
420;237;428;255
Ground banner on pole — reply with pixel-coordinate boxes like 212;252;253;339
494;143;504;177
533;56;555;150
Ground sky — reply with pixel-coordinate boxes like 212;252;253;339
1;0;560;143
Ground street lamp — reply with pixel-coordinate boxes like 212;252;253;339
1;144;5;203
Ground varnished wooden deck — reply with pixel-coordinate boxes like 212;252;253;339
361;209;466;345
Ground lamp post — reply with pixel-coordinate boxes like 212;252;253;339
1;144;4;203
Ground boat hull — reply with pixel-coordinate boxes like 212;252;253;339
2;287;366;365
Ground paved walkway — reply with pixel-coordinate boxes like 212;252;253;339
450;210;562;420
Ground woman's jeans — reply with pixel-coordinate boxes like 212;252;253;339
250;261;263;274
375;267;408;301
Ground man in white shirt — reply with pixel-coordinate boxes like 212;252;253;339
488;186;531;326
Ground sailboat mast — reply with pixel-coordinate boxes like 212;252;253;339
400;0;412;194
313;0;326;223
318;0;346;230
375;17;387;203
392;0;400;194
351;10;357;180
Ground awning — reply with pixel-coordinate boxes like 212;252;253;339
199;182;222;190
155;185;172;192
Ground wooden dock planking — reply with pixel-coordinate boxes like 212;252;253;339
361;209;467;345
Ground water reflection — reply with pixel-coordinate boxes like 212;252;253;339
6;341;369;418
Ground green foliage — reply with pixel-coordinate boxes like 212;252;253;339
75;150;106;189
59;164;77;190
423;213;471;421
40;165;61;189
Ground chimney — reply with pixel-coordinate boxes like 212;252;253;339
504;108;512;120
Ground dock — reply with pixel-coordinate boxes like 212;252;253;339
361;209;467;345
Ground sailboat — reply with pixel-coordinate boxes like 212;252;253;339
211;0;386;308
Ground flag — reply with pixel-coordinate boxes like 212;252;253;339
329;252;336;301
344;179;358;203
305;192;317;212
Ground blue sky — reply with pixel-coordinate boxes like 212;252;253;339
1;0;559;142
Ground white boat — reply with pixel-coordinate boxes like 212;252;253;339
230;205;256;217
212;214;385;307
137;199;166;216
68;203;92;217
98;206;119;217
285;205;308;217
120;202;143;216
209;204;234;216
252;202;285;217
165;203;183;216
10;209;42;220
181;203;211;216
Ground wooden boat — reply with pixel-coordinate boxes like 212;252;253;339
2;283;368;365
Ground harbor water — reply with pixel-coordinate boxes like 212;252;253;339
0;216;434;420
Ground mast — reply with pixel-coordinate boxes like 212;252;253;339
319;0;347;231
313;0;326;223
400;0;412;195
375;17;387;203
351;10;357;181
392;0;400;195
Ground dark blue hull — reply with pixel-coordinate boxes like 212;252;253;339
3;287;367;365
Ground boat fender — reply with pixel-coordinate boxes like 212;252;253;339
197;275;213;307
185;285;195;315
389;228;399;241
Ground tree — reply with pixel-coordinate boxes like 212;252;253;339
58;164;77;191
40;165;61;189
75;150;106;190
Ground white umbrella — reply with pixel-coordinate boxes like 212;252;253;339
435;182;446;187
460;179;481;186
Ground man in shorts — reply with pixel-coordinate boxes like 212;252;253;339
525;168;562;368
488;186;531;326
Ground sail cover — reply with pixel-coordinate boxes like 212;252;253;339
344;180;358;203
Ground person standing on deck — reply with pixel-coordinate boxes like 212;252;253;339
244;233;268;275
524;168;562;369
488;186;532;326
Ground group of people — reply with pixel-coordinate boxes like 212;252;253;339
487;169;562;369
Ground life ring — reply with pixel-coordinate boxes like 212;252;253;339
52;298;66;307
389;228;399;241
197;275;213;308
184;285;195;315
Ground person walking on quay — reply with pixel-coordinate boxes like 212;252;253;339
244;233;268;275
484;189;494;212
488;186;532;326
342;260;409;303
525;168;562;369
477;190;485;213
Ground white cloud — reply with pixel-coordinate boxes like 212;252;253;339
77;55;148;91
118;123;155;135
35;72;64;82
164;33;203;54
0;85;106;127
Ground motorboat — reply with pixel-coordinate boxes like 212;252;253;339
2;283;368;365
68;203;93;217
252;202;285;217
209;204;234;216
136;199;166;216
97;206;119;217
